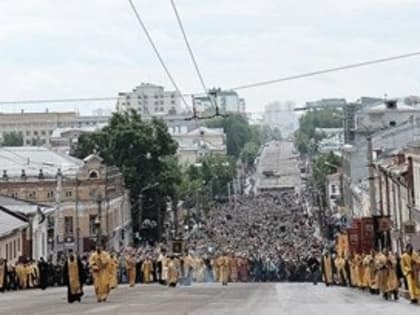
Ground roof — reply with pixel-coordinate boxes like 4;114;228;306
50;124;105;138
0;209;27;238
367;101;418;113
0;147;83;178
0;195;53;216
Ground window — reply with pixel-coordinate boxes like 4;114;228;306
89;215;98;235
47;191;54;199
28;191;36;199
41;139;46;145
34;131;38;136
49;130;53;135
65;191;73;198
13;240;16;258
17;238;20;251
8;242;12;260
26;140;31;145
26;131;31;136
331;185;337;194
11;192;18;199
5;244;8;260
41;130;46;136
64;216;73;235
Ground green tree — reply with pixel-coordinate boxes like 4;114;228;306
294;109;342;154
73;110;179;240
312;152;341;192
206;114;253;158
188;154;236;201
1;131;23;146
240;141;260;167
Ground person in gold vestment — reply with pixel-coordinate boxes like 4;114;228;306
89;246;111;303
141;256;154;284
125;253;137;287
63;249;85;303
401;243;420;304
108;253;119;290
216;254;230;286
167;255;179;288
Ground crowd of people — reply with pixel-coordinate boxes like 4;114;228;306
0;191;326;301
321;243;420;304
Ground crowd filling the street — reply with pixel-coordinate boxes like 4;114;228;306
0;190;419;306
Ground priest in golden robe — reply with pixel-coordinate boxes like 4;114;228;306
141;256;154;283
386;251;399;300
321;251;333;286
375;250;388;299
108;253;119;290
125;252;137;287
216;253;230;286
0;258;7;293
334;254;348;286
89;246;111;303
167;255;180;288
63;249;85;303
15;261;27;289
401;243;420;304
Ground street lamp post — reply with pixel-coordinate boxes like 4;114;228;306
95;195;103;247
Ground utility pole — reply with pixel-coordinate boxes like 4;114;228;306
367;136;378;216
96;196;102;247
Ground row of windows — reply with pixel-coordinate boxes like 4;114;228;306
64;215;98;236
25;130;53;136
3;238;20;260
10;190;73;200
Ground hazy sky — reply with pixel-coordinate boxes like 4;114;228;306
1;0;420;114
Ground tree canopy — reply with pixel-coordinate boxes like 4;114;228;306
73;110;179;240
294;109;342;154
1;131;23;146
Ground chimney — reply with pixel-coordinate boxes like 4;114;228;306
2;170;8;180
38;169;44;179
21;169;26;179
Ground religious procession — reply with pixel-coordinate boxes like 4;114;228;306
0;191;324;303
321;236;420;305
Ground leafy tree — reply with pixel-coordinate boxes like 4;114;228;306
1;131;23;146
240;141;260;167
188;154;236;201
312;152;341;192
73;110;179;240
206;114;253;158
294;109;342;154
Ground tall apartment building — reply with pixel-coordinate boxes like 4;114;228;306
0;110;110;146
263;101;298;137
116;83;182;116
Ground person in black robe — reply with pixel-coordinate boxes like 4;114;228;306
63;250;85;303
0;258;7;293
38;257;49;290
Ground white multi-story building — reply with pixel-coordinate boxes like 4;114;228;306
192;89;246;114
116;83;182;116
0;110;110;147
169;126;227;165
263;101;298;137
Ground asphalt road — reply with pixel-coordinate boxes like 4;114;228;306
0;283;418;315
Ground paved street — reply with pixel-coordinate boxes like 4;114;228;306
0;283;418;315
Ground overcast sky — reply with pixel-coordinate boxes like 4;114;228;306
1;0;419;114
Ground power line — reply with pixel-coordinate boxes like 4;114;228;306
170;0;221;119
127;0;189;108
170;0;209;99
231;50;420;90
1;50;420;105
